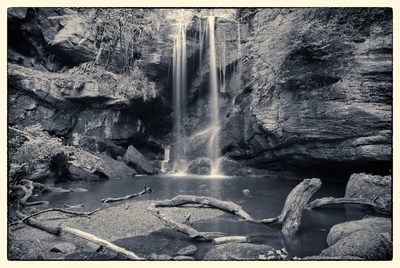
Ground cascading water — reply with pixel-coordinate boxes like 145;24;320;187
172;24;187;173
170;16;223;175
207;16;221;175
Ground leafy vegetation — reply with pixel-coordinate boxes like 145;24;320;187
9;124;69;181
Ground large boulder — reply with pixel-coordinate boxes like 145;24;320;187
326;217;392;246
123;145;156;175
78;135;125;159
321;231;392;260
98;153;136;179
186;157;211;175
345;173;391;213
47;8;97;64
320;217;392;260
71;109;146;143
68;149;136;180
203;242;276;261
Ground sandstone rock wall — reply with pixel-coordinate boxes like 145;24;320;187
221;8;392;178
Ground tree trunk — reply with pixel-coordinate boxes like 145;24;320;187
261;178;322;237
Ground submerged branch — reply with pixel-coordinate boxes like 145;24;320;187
147;205;226;241
305;196;382;211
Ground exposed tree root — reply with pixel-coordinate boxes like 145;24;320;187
147;205;226;241
101;185;152;203
15;180;48;207
11;180;87;207
153;195;255;221
15;211;144;260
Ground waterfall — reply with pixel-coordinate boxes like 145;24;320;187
172;24;187;173
170;17;222;176
207;16;221;175
236;21;242;92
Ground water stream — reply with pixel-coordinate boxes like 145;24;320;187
41;175;378;259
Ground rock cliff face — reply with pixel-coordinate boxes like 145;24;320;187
8;8;171;149
221;8;392;178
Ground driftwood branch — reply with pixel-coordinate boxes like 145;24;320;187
16;211;144;260
147;205;226;241
153;195;255;221
305;197;380;210
101;185;152;203
260;178;322;237
10;207;100;226
64;203;85;209
212;236;250;244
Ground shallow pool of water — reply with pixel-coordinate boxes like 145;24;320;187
42;175;377;258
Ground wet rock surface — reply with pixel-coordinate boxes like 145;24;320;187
177;244;198;256
226;8;392;177
326;217;392;246
124;145;156;175
345;173;392;212
203;242;276;261
320;217;392;260
50;242;77;254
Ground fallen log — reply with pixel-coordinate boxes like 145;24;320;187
16;211;144;260
101;185;152;203
147;205;226;241
153;195;255;221
261;178;322;237
305;197;381;210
